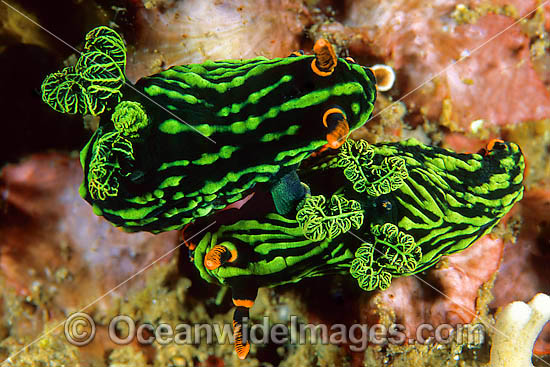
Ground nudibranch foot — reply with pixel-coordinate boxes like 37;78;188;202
270;170;309;215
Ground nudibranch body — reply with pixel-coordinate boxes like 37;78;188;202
186;138;524;358
41;27;378;233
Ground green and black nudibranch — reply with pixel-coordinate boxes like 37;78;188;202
42;26;377;232
41;27;525;360
186;138;524;357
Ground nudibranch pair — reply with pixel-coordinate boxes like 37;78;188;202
185;138;524;358
41;27;525;360
41;26;378;232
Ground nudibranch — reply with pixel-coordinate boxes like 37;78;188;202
40;27;378;232
184;138;525;359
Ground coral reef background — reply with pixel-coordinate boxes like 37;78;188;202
0;0;549;366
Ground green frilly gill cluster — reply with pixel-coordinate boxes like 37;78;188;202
87;131;134;200
87;101;149;201
296;139;421;291
41;26;126;116
296;194;363;242
41;27;150;202
337;139;409;196
350;223;421;291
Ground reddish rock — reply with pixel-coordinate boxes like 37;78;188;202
491;188;550;355
0;153;178;321
363;236;504;342
327;0;550;129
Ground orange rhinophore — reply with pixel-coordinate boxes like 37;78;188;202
233;299;255;308
233;320;251;359
323;107;349;148
326;121;350;149
487;139;505;151
181;223;196;251
311;38;337;76
204;244;236;270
